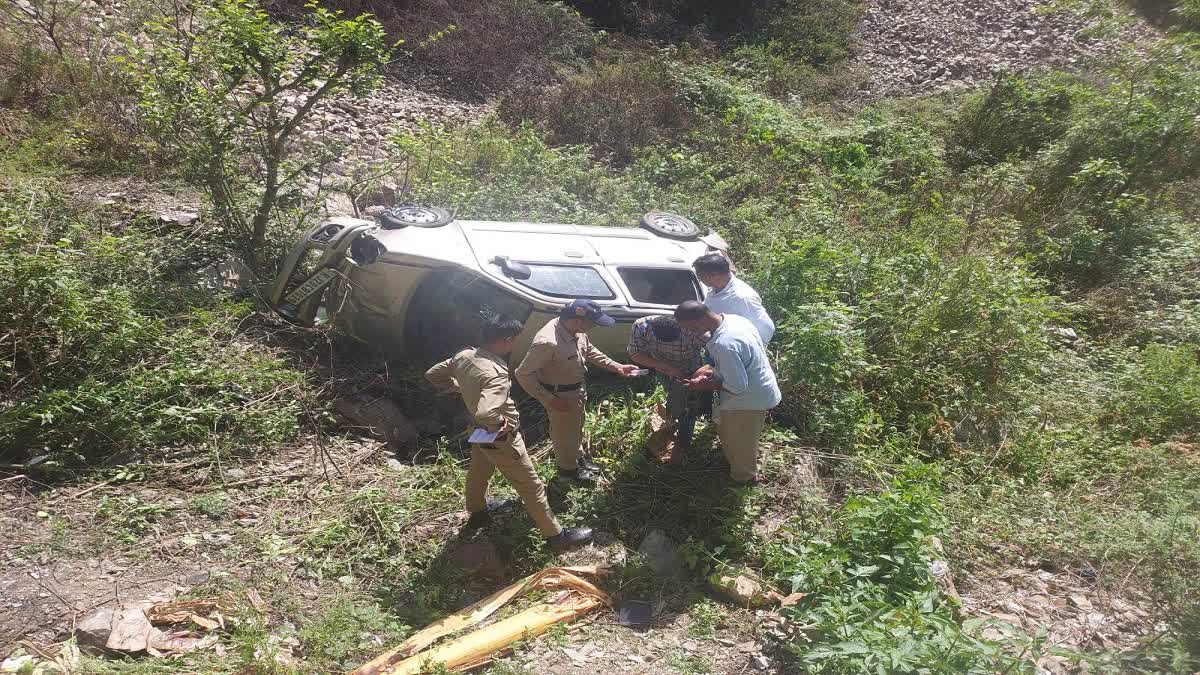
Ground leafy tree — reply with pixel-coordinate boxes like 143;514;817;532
0;0;87;67
123;0;391;265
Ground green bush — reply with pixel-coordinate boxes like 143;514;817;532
771;303;872;450
125;0;390;265
744;0;863;66
946;73;1073;170
766;467;1028;673
1172;0;1200;30
723;43;863;101
1106;343;1200;441
0;180;304;466
392;121;638;223
862;251;1052;441
750;234;1052;452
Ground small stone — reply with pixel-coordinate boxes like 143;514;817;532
1;654;35;672
752;654;770;670
638;529;684;579
1069;594;1093;610
736;640;758;653
76;608;115;647
992;613;1024;627
181;570;210;585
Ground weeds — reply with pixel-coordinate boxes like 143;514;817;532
765;467;1032;673
686;599;724;639
0;179;306;467
298;598;409;671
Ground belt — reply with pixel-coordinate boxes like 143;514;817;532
539;381;582;393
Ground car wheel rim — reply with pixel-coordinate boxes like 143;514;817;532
649;214;693;234
388;206;442;224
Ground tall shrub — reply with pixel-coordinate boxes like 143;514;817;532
124;0;390;265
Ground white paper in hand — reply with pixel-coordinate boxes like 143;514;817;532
468;428;500;444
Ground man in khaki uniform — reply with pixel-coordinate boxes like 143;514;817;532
516;300;640;484
426;317;593;551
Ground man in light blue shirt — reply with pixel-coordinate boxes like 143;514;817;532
693;253;775;344
675;301;781;485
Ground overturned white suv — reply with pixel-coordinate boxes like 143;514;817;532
270;206;729;363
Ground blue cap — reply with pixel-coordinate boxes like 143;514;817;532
561;299;615;327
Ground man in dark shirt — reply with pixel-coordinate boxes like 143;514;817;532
627;315;707;452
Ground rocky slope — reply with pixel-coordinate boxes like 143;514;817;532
854;0;1160;96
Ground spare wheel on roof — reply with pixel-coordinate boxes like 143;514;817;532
640;211;700;240
379;205;453;229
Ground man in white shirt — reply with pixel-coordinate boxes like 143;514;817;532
693;253;775;344
675;301;781;485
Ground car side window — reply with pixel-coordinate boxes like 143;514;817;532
618;268;700;305
514;264;614;300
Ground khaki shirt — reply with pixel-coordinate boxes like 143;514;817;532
515;318;618;405
425;347;519;431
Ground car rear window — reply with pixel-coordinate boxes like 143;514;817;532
515;265;614;299
618;268;700;305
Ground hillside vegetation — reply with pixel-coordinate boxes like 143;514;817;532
2;0;1199;673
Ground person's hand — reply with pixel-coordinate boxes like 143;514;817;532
616;364;640;378
549;397;571;412
691;365;715;380
496;418;512;440
685;370;719;390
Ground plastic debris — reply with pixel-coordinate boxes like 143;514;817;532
617;600;653;628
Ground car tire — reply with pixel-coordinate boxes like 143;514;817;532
379;205;454;229
639;211;700;240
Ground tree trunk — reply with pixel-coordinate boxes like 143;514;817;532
250;152;280;269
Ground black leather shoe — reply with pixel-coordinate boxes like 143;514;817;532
557;466;599;484
465;497;518;529
548;526;594;552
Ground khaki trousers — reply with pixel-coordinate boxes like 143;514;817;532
716;409;768;482
543;390;585;471
465;430;561;537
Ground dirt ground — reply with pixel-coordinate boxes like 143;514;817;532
0;428;1162;674
0;436;782;673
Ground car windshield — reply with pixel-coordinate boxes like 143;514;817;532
514;264;614;299
618;268;700;305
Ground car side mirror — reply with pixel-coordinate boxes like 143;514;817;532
493;256;531;280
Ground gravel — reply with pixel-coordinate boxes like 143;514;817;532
853;0;1161;97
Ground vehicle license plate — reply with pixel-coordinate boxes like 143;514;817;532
285;267;338;304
